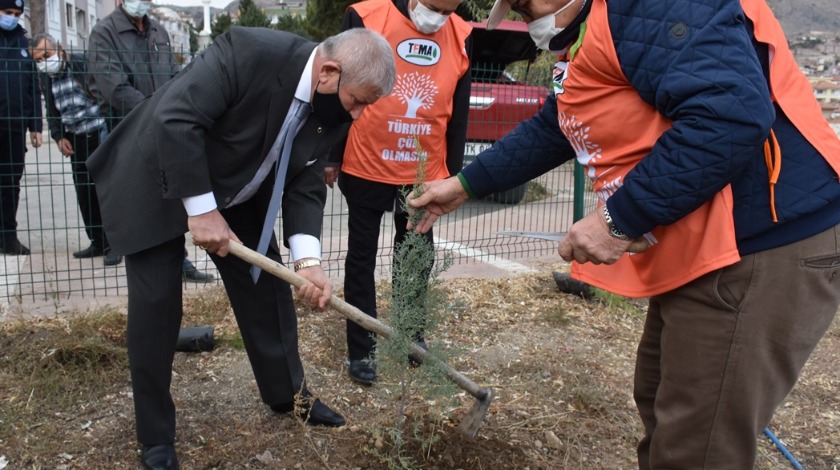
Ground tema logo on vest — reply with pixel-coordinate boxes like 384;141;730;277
397;39;441;66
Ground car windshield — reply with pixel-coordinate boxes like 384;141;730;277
469;20;540;85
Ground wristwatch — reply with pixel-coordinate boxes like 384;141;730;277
294;258;321;271
603;206;632;241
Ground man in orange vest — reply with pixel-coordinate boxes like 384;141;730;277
408;0;840;468
325;0;472;385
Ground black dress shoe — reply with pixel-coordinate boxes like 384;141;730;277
182;259;215;283
140;444;179;470
303;399;346;427
272;394;346;427
103;248;123;266
552;271;594;299
1;239;30;255
348;359;376;385
408;338;428;367
73;243;106;258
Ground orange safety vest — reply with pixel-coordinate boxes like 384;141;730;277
341;0;471;185
560;0;840;298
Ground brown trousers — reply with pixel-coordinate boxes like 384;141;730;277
635;224;840;469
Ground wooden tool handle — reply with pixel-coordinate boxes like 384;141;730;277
227;240;488;400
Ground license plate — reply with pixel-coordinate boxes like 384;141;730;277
464;141;493;157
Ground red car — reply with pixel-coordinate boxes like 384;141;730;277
465;20;549;203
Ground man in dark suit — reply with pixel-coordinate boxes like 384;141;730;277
86;26;396;470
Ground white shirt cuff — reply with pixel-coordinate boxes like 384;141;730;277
289;234;321;262
182;193;217;216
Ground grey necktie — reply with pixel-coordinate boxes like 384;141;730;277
251;100;312;283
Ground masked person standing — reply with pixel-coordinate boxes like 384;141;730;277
325;0;472;386
30;33;113;263
87;0;213;278
0;0;41;255
408;0;840;468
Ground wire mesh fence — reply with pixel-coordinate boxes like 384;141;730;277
1;41;594;309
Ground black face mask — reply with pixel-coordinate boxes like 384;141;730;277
312;73;354;128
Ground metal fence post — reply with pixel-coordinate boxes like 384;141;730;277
573;160;586;222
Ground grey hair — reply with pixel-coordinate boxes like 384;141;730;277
29;32;58;53
319;28;396;97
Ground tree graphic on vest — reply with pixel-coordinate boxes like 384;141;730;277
558;111;607;191
393;72;439;118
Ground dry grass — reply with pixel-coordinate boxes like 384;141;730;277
0;272;838;469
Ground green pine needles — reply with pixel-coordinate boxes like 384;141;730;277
372;137;457;468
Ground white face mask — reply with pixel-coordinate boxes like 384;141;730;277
527;0;577;51
37;53;62;75
122;0;151;18
409;0;450;35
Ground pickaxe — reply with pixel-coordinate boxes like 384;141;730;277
228;240;494;438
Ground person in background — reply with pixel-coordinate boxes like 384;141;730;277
87;0;213;279
326;0;472;385
0;0;41;255
86;26;395;470
29;33;119;265
407;0;840;468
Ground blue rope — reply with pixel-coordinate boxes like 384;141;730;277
764;427;805;470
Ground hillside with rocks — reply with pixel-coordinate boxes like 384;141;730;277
768;0;840;38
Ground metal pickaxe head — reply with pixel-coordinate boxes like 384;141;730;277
228;240;496;439
457;387;494;439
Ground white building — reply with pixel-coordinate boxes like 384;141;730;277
811;77;840;103
149;6;191;55
44;0;118;52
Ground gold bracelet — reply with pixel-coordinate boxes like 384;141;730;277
294;259;321;271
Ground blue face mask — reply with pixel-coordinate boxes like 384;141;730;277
0;14;20;31
122;0;150;18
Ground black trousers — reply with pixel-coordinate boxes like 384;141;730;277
0;129;26;244
344;199;434;361
125;198;305;445
66;131;107;247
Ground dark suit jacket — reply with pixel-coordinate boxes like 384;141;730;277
87;27;349;256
